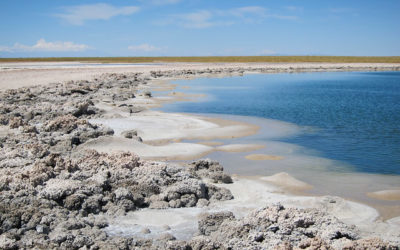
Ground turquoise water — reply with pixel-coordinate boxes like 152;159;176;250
164;71;400;175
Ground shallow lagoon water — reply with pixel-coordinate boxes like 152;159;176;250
164;71;400;175
160;72;400;211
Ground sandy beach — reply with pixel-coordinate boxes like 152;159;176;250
1;62;400;249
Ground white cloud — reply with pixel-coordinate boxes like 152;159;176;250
173;10;228;29
0;46;13;52
128;44;161;52
227;6;267;18
163;6;296;29
0;39;90;52
55;3;140;25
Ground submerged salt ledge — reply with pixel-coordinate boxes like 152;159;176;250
92;111;261;141
367;189;400;201
86;110;262;160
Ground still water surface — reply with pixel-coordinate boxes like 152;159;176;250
164;71;400;175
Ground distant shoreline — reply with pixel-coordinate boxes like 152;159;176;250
1;61;400;90
1;55;400;63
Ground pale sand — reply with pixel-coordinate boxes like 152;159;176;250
245;154;284;160
91;111;259;142
367;189;400;201
1;61;400;90
216;144;265;152
261;172;313;191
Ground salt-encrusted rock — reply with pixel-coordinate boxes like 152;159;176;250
207;185;234;201
342;237;399;249
44;114;85;133
0;115;8;125
196;198;210;208
141;228;151;234
121;129;143;141
64;194;85;210
113;187;133;201
23;111;34;121
190;158;223;172
40;179;82;201
0;145;236;248
198;211;235;236
149;200;169;209
21;125;38;134
144;90;152;97
8;117;24;129
158;232;176;241
36;224;49;234
189;159;233;183
121;129;137;138
0;234;18;250
209;172;233;184
192;204;364;249
69;101;94;117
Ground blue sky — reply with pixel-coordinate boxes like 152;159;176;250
0;0;399;57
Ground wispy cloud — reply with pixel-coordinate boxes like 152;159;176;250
0;46;13;53
172;10;232;29
225;6;267;18
55;3;140;25
328;7;359;17
0;39;90;52
267;14;298;20
329;8;353;14
160;6;297;29
128;43;161;52
139;0;182;5
285;6;303;12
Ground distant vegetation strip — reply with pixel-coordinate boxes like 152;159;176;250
1;56;400;63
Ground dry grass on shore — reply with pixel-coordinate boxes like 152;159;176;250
1;56;400;63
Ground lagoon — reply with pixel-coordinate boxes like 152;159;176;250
165;71;400;175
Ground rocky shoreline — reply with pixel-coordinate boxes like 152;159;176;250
1;68;399;249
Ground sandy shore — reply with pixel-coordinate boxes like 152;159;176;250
1;62;400;248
